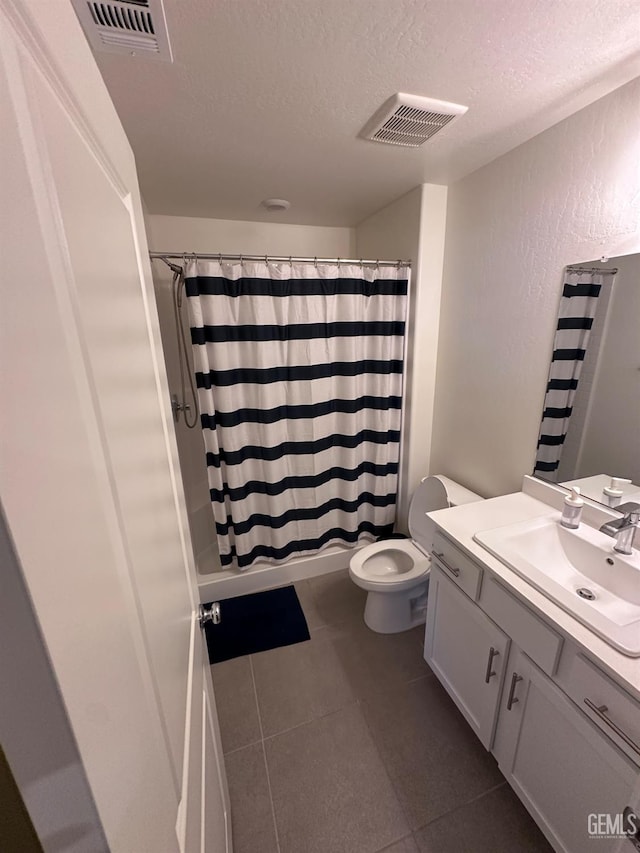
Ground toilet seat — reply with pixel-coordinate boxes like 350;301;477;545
349;538;430;592
348;476;483;633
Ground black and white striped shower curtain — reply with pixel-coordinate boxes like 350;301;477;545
185;259;408;570
534;272;604;478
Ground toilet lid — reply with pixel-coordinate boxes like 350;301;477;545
408;476;449;541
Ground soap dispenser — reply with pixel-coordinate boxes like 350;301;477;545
602;476;632;508
561;487;583;529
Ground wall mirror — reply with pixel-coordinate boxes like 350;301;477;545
533;252;640;507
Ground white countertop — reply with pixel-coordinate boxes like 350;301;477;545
427;490;640;701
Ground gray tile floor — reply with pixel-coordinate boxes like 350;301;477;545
211;570;552;853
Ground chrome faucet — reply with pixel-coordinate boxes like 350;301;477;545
599;502;640;555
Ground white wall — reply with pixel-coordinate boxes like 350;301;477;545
431;77;640;498
148;214;355;257
578;252;640;483
147;214;355;571
356;184;448;529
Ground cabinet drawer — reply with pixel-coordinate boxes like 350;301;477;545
431;532;482;601
480;577;562;675
558;653;640;766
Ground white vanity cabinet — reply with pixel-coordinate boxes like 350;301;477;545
424;534;640;853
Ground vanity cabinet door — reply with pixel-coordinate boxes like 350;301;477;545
493;646;638;853
425;566;509;749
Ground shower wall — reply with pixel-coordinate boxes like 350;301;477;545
148;214;355;575
355;184;448;529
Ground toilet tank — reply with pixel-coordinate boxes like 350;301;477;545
408;475;483;553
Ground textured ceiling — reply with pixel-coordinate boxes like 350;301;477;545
91;0;640;226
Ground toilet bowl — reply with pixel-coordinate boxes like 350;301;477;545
349;475;483;633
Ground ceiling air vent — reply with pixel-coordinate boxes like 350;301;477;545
71;0;173;61
361;93;468;147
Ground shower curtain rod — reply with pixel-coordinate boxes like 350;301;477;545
565;266;618;275
149;252;411;268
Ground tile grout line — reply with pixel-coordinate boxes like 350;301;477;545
412;779;508;834
354;671;443;843
301;577;416;853
370;832;416;853
252;619;431;747
248;656;264;744
356;696;415;840
258;674;428;747
249;654;282;853
221;736;264;758
261;699;361;744
404;672;433;687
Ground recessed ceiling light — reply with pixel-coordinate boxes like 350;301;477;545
261;198;291;212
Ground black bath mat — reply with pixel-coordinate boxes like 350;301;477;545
203;585;310;664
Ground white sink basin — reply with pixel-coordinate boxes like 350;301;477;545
474;514;640;656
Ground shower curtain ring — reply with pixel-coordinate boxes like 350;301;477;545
314;256;318;268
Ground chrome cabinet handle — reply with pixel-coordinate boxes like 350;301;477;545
485;647;499;683
584;698;640;758
507;672;523;710
432;551;460;577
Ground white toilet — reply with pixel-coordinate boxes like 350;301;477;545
349;475;483;633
